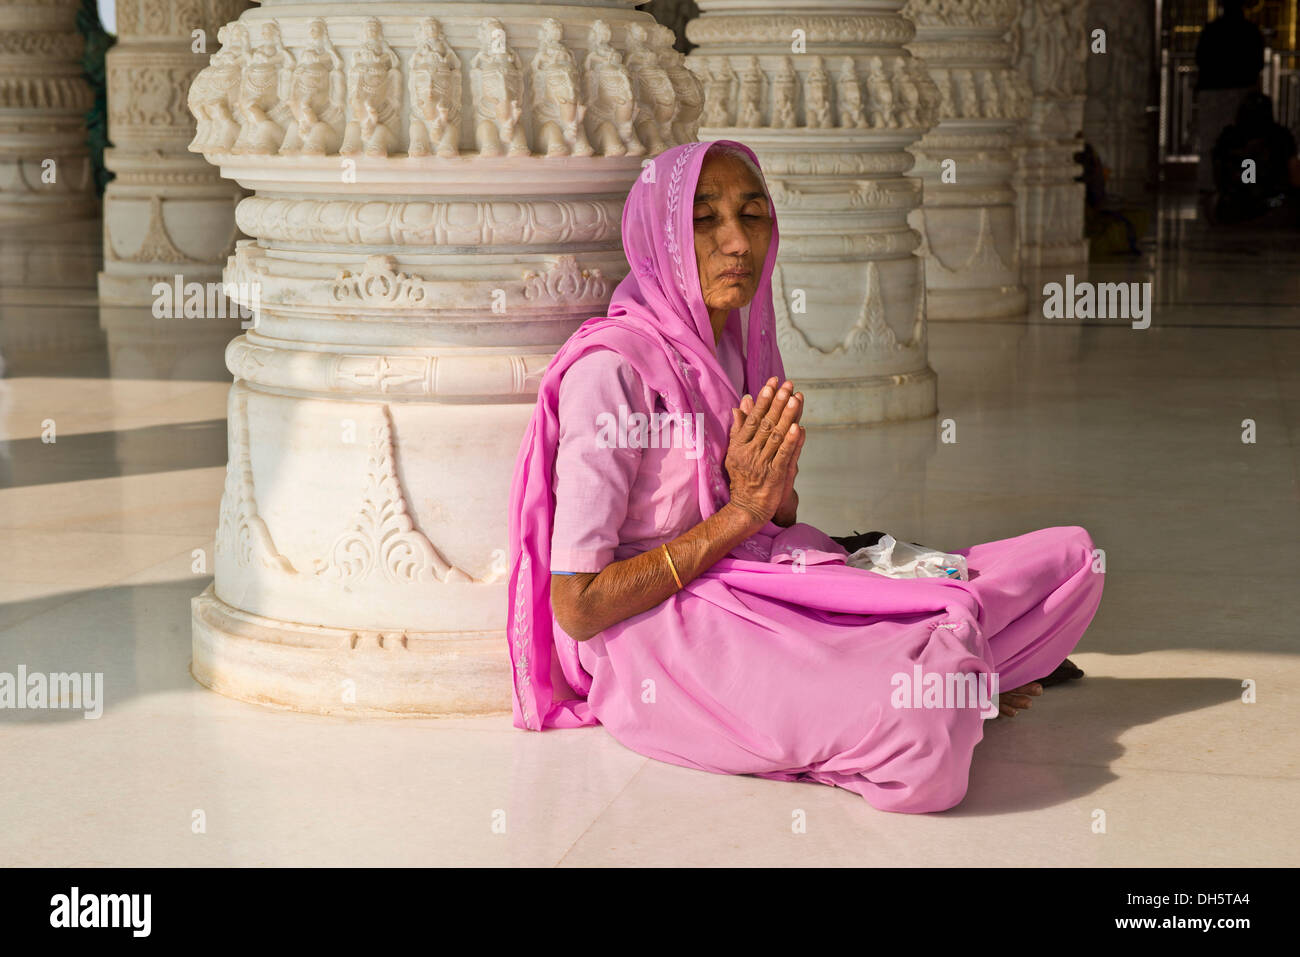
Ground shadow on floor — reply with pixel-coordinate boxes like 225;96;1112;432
0;419;227;488
0;576;211;724
947;676;1245;816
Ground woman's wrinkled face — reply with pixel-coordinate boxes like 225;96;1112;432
693;152;772;318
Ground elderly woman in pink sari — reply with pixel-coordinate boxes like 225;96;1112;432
506;140;1103;813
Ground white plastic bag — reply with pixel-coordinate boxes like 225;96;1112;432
845;533;968;581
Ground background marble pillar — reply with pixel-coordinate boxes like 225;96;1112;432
0;0;97;222
904;0;1028;320
98;0;251;380
187;0;702;715
1012;0;1088;269
686;0;941;426
1083;0;1155;202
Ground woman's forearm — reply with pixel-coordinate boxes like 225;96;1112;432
558;501;765;641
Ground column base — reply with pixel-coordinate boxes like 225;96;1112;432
798;366;937;427
191;584;512;717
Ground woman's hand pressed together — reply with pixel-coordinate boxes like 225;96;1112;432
549;376;805;642
727;377;805;528
733;374;800;522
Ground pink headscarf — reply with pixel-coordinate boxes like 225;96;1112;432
506;140;791;730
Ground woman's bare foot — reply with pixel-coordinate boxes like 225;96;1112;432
1036;657;1084;687
998;681;1043;718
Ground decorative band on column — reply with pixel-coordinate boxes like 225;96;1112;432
226;333;554;400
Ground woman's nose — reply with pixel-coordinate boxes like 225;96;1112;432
715;216;750;254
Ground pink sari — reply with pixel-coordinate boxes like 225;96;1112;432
506;140;1104;813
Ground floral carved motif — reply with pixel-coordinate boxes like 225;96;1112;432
313;404;478;586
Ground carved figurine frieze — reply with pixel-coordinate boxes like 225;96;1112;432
976;69;1001;118
735;55;764;129
931;68;953;118
188;22;250;152
770;56;797;129
340;18;402;157
471;17;530;157
837;58;867;129
805;55;833;129
953;67;978;118
624;22;674;154
232;20;294;154
891;58;922;127
865;55;895;128
654;25;702;145
912;61;940;128
583;20;643;156
279;18;344;155
408;17;462;158
700;56;735;128
996;68;1025;119
529;18;593;157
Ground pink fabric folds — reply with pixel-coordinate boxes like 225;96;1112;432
504;141;1104;812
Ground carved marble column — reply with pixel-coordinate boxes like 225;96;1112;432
0;0;97;222
904;0;1028;319
1012;0;1088;269
1083;0;1154;201
187;1;702;715
686;0;941;425
98;0;251;379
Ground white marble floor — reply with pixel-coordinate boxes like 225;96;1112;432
1;201;1297;866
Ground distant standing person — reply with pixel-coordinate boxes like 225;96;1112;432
1195;0;1265;208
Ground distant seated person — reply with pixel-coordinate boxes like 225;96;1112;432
1212;92;1300;226
1074;140;1140;255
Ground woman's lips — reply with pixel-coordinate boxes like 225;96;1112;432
719;271;751;280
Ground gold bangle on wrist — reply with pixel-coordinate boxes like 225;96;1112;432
661;542;683;591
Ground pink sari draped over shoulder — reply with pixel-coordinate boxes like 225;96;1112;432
505;140;1104;813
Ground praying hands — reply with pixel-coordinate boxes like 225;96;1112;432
733;374;800;527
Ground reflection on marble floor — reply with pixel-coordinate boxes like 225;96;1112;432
0;200;1297;867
